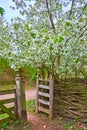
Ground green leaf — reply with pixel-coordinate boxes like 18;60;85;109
0;7;5;16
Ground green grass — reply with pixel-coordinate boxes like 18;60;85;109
0;113;9;119
26;99;36;114
25;85;36;90
0;120;32;130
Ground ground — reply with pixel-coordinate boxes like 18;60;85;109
27;113;65;130
25;89;36;100
26;89;64;130
0;89;87;130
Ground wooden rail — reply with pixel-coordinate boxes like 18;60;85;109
0;89;16;95
38;99;50;106
39;84;50;89
38;91;50;97
38;106;49;114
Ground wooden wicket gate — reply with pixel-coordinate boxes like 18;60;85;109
36;75;54;119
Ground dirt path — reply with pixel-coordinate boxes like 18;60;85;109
27;113;64;130
26;89;64;130
0;89;36;100
25;89;36;100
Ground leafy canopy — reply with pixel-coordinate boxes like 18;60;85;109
0;0;87;78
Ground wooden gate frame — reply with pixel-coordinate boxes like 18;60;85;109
36;74;54;119
0;72;27;125
0;89;17;124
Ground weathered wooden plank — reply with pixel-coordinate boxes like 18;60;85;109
36;75;39;113
15;72;27;121
0;110;4;114
38;99;50;106
49;76;54;119
14;90;18;117
38;91;50;97
0;89;16;95
9;106;15;112
0;98;15;104
0;107;15;114
0;80;15;85
39;84;49;90
38;106;49;114
39;79;49;82
0;104;16;120
0;117;11;125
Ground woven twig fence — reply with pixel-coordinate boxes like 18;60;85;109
53;79;87;123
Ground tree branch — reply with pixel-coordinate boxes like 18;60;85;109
78;3;87;18
65;24;87;43
45;0;56;33
68;0;75;18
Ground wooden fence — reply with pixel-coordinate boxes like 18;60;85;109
0;73;27;125
36;75;87;123
53;79;87;123
0;88;17;125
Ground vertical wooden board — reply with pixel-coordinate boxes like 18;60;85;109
49;75;54;120
15;73;27;121
14;86;18;118
36;74;39;113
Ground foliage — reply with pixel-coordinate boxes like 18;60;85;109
0;113;8;120
1;121;8;129
0;0;87;78
0;121;32;130
26;99;36;114
63;121;85;130
0;7;5;16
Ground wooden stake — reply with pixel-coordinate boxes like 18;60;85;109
49;75;54;119
36;74;39;113
15;71;27;122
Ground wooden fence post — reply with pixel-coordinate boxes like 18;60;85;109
14;88;18;119
15;71;27;122
49;75;54;119
36;74;39;113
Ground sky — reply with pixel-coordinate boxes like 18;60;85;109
0;0;25;22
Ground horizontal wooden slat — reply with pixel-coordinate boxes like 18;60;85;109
0;80;15;85
0;98;15;104
0;110;4;114
38;106;49;114
0;117;11;125
39;91;50;97
0;89;16;95
39;79;49;82
0;104;16;120
38;99;49;106
0;106;15;114
39;84;49;90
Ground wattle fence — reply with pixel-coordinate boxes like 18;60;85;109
53;79;87;123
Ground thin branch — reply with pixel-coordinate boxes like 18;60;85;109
78;28;87;38
68;0;75;18
65;24;86;43
78;3;87;18
45;0;56;33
